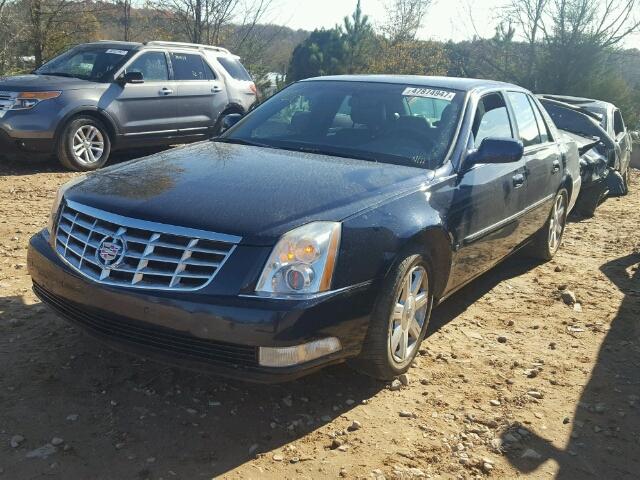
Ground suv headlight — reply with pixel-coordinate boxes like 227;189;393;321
47;175;86;234
11;91;61;111
256;222;341;296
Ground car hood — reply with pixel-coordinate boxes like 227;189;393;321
0;74;99;91
65;142;434;245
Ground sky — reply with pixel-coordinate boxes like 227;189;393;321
271;0;640;49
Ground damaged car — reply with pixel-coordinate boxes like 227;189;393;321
540;94;632;196
539;97;614;216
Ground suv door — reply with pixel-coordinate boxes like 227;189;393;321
111;50;182;137
446;92;527;290
170;51;228;135
506;91;562;239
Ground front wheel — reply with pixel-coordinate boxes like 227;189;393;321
529;188;568;261
57;116;111;171
349;250;433;380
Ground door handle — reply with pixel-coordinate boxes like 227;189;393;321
211;85;222;94
512;173;525;189
551;161;561;174
159;88;173;96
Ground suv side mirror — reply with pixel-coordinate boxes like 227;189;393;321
119;71;144;85
465;137;524;168
220;113;243;133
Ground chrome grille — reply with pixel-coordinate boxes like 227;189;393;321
0;91;16;117
54;200;240;291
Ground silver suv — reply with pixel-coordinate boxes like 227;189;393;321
0;40;257;170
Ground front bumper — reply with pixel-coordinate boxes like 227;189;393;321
0;128;54;158
27;231;376;382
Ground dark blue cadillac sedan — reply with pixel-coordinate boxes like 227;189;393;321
28;76;581;382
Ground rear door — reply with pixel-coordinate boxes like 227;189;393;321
506;91;561;239
170;51;228;135
112;50;182;137
446;91;528;290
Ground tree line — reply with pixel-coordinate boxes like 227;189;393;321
1;0;639;126
288;0;640;127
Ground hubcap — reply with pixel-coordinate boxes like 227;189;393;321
548;193;566;252
72;125;105;165
388;265;429;365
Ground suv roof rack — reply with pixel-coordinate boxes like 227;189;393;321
144;41;231;55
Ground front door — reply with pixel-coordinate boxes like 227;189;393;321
446;91;527;291
506;92;562;238
170;52;228;135
112;51;182;137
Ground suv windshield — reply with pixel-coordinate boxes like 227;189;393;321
220;80;464;169
36;46;133;82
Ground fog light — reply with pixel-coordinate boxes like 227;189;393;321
258;337;342;367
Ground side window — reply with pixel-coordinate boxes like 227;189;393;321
171;53;208;81
471;93;513;148
614;110;625;136
203;60;217;80
125;52;168;81
507;91;541;147
216;57;253;81
529;97;550;143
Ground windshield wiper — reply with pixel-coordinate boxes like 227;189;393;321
212;137;272;148
37;72;79;79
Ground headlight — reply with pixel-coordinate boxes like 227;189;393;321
11;91;61;111
256;222;341;296
47;175;87;234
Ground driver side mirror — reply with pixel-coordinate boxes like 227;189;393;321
118;71;144;85
465;137;524;169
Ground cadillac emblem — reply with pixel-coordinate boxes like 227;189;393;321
96;235;127;269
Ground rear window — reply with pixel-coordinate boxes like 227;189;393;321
217;57;252;81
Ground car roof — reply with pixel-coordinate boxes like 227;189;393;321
301;75;522;92
538;94;615;111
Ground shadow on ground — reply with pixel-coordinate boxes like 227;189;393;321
0;146;172;176
498;251;640;479
0;251;548;478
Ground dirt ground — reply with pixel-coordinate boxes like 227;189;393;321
0;155;638;480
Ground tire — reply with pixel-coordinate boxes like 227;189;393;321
57;116;111;171
621;168;630;195
348;249;434;380
529;188;568;261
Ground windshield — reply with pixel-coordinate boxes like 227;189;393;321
220;80;464;169
581;106;607;130
541;101;603;139
36;47;133;82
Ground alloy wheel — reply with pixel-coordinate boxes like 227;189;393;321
548;193;567;253
388;265;429;366
72;125;105;166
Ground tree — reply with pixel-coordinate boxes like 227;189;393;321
381;0;432;44
287;28;347;81
341;0;374;73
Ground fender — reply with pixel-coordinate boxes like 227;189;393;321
54;106;121;145
337;189;453;300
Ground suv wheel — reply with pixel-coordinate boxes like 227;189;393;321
348;249;433;380
57;116;111;171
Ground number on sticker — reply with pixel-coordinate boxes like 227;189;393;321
402;87;456;101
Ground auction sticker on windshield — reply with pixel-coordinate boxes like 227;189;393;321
402;87;456;101
105;49;128;56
